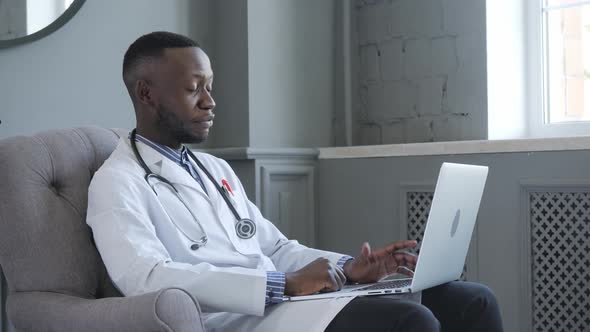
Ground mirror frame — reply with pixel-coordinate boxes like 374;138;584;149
0;0;86;49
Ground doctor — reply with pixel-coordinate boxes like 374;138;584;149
87;31;503;332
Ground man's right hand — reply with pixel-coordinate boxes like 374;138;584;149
284;258;347;296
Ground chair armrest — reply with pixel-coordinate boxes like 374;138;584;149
6;288;205;332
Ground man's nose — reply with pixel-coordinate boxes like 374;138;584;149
199;90;216;110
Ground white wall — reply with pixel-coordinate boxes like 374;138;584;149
352;0;488;145
0;0;212;139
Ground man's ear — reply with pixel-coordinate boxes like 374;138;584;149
134;80;156;108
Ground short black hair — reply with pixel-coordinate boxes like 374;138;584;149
122;31;200;87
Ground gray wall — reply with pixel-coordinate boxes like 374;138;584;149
0;0;27;40
247;0;336;148
202;0;250;149
1;0;339;151
351;0;488;145
206;0;339;149
317;150;590;332
0;0;213;139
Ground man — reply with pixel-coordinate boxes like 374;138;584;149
87;31;503;331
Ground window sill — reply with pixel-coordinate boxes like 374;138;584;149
319;136;590;159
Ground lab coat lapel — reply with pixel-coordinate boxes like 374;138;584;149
159;157;210;198
133;139;209;198
133;139;163;173
187;154;243;246
189;156;236;234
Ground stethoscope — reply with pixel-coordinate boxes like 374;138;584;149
130;129;256;250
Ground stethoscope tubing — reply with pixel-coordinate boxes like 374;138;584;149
129;129;255;247
148;176;208;247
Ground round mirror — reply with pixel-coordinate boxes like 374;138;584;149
0;0;85;48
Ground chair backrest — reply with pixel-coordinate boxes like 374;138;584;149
0;127;125;299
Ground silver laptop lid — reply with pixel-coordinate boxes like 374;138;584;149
410;162;488;292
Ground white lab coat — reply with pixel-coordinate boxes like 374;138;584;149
86;138;356;332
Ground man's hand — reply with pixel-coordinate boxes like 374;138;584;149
284;258;347;296
343;240;418;284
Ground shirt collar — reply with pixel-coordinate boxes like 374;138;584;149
132;132;187;166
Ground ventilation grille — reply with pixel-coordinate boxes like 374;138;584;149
530;192;590;332
407;191;467;280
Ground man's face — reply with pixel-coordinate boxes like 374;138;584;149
150;47;215;144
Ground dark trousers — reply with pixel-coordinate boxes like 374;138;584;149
324;281;503;332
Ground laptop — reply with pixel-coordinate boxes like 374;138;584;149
286;162;489;301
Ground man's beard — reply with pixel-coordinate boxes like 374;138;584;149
156;104;207;144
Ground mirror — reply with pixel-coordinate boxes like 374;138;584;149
0;0;85;48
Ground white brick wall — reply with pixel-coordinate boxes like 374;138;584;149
431;37;458;75
360;44;380;82
404;39;432;79
354;0;487;145
380;38;403;81
418;77;445;116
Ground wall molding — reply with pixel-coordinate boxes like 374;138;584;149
319;136;590;159
260;163;317;247
196;147;319;161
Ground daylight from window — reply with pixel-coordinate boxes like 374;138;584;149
545;0;590;123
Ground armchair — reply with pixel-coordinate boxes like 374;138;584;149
0;127;205;331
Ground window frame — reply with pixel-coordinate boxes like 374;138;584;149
527;0;590;137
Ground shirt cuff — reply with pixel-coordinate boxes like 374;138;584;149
265;271;286;306
337;255;354;269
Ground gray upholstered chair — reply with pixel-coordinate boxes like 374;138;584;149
0;127;205;332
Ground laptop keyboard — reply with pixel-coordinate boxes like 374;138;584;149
355;279;412;291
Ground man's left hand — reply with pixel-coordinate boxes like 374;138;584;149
343;240;418;284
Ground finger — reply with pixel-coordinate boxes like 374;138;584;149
361;242;371;259
369;241;417;259
382;240;418;254
392;255;417;270
403;255;417;268
396;266;415;277
393;252;418;266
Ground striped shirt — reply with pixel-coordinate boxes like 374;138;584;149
132;133;354;306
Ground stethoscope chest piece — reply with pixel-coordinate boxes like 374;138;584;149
236;218;256;239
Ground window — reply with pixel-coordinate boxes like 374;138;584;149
544;0;590;123
528;0;590;137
